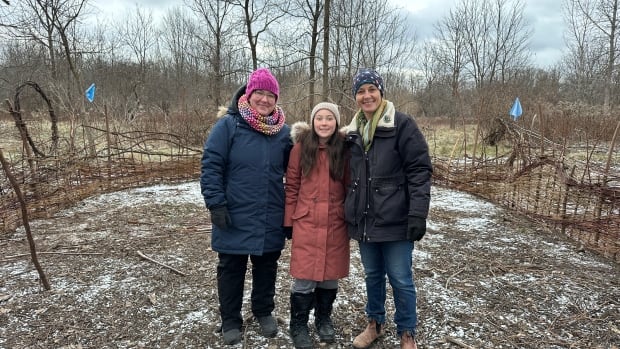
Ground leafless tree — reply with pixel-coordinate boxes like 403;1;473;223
283;0;325;109
417;42;458;127
185;0;236;107
454;0;530;88
433;6;468;127
161;7;199;98
17;0;62;80
494;0;530;83
335;0;416;74
109;4;159;121
562;0;605;103
4;0;88;89
305;0;322;108
321;0;332;100
564;0;618;112
330;0;415;113
230;0;287;70
435;9;466;94
1;0;567;124
117;5;158;82
0;2;18;34
48;0;88;92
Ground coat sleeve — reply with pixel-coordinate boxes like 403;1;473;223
283;130;293;173
397;114;433;218
200;116;233;209
284;142;302;227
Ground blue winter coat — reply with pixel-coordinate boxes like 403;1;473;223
200;86;292;255
342;101;432;242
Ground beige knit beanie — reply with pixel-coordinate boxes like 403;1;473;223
310;102;341;125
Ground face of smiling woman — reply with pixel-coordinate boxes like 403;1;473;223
313;109;337;143
249;89;277;116
355;83;382;119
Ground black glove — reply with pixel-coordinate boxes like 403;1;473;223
210;206;231;230
407;216;426;242
283;226;293;240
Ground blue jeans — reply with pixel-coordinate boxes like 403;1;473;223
359;240;417;336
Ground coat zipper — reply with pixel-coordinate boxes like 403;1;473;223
363;150;371;242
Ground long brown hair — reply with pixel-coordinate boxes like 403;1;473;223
299;127;345;180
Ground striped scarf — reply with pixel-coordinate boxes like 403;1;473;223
238;94;286;135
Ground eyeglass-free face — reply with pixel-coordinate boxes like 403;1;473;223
313;111;337;143
355;84;382;119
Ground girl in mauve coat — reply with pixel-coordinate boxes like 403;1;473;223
284;102;350;349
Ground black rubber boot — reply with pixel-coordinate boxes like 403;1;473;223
314;288;337;343
289;292;315;349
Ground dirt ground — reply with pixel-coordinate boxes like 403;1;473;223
1;181;619;349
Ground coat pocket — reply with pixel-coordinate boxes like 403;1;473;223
292;206;310;220
372;178;407;226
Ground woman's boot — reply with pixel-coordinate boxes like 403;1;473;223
289;292;314;349
400;330;418;349
352;319;384;349
314;288;337;343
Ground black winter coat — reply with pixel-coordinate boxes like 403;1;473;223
342;101;432;242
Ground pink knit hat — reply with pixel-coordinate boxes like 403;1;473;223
246;68;280;101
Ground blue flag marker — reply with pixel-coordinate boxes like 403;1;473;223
510;97;522;120
85;83;96;102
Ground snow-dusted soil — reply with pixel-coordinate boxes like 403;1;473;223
1;181;618;348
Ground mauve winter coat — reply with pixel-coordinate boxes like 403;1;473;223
284;123;350;281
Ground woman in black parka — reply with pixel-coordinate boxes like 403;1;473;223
343;68;432;349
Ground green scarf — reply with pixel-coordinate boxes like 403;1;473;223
356;100;387;151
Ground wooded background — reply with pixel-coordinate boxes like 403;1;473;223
0;0;619;123
0;0;618;261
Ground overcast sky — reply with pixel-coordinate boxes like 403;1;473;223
91;0;566;68
400;0;566;68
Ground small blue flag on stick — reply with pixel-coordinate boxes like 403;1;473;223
509;97;522;120
85;83;96;102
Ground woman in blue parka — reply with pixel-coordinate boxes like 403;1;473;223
200;68;292;346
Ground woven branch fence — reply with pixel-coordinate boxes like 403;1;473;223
1;109;618;262
431;118;619;262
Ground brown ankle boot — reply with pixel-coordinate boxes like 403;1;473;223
352;319;384;349
400;331;417;349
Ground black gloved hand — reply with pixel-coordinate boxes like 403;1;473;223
282;226;293;240
407;216;426;242
210;206;231;230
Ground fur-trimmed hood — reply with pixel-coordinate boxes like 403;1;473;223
216;106;228;118
290;121;311;143
216;85;246;118
290;121;347;144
